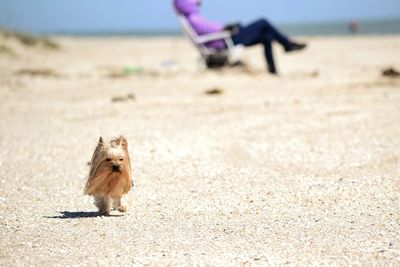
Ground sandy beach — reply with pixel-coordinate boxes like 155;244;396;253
0;33;400;265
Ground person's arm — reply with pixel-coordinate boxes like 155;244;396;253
190;14;224;35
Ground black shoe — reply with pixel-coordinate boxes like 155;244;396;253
268;67;277;75
285;42;307;52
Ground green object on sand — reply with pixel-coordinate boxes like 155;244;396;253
123;66;143;75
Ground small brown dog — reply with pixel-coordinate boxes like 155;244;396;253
85;136;133;216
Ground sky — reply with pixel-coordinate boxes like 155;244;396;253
0;0;400;33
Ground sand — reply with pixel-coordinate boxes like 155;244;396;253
0;33;399;266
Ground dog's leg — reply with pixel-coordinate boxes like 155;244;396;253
94;194;103;211
112;197;127;212
95;194;111;216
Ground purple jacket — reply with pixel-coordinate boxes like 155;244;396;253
174;0;226;49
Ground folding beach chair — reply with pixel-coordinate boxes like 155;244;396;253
175;12;243;68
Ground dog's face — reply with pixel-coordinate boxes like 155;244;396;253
102;145;126;173
95;136;130;175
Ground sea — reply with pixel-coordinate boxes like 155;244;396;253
53;19;400;37
280;19;400;36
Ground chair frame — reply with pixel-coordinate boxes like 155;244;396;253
175;12;242;64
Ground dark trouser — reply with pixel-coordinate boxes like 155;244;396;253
232;19;292;73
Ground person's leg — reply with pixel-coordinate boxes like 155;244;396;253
232;21;277;73
255;18;307;52
232;21;265;46
233;19;306;52
262;34;277;74
256;18;293;51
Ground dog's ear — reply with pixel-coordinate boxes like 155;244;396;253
118;136;128;148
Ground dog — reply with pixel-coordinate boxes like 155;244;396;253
85;136;133;216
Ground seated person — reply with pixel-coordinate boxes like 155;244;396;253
174;0;307;74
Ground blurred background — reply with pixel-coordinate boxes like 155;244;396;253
1;0;400;36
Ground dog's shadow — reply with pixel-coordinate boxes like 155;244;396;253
45;211;123;219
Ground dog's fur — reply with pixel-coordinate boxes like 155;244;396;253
85;136;132;216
